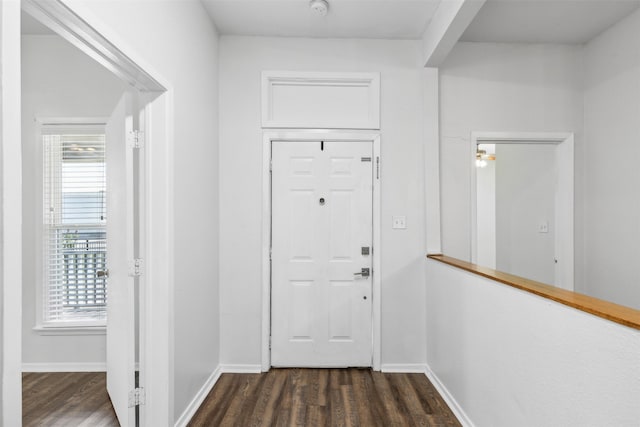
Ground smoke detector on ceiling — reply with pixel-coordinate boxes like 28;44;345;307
310;0;329;17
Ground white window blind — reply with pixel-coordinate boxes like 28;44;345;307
42;125;107;324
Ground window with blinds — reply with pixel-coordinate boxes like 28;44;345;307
42;125;107;324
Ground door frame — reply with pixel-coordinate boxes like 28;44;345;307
18;1;173;425
262;131;382;371
470;131;574;290
1;2;23;425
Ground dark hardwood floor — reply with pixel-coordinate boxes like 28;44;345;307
23;369;460;426
189;369;461;427
22;372;118;427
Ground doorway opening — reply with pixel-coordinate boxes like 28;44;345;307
17;1;169;426
470;131;574;290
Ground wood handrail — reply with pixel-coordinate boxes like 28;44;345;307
427;254;640;330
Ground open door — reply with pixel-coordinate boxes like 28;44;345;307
105;92;137;426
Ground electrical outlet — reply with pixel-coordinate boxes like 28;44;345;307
392;216;407;229
538;221;549;233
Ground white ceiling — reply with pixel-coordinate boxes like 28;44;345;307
461;0;640;44
200;0;441;39
22;0;640;48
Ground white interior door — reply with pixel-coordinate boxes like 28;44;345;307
106;92;136;426
271;140;373;367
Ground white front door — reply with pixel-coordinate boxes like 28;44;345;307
105;93;136;426
271;140;373;367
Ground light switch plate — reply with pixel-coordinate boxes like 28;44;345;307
392;216;407;229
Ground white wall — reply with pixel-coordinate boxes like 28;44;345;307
61;1;221;422
583;8;640;308
426;258;640;427
422;68;441;254
439;43;583;276
21;34;128;367
219;36;427;367
495;144;556;284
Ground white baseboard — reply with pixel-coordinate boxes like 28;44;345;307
380;363;428;373
174;365;222;427
173;364;262;427
220;364;262;373
22;362;107;372
424;365;475;427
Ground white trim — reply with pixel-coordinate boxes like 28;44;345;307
424;366;475;427
1;1;23;425
261;71;380;130
372;135;381;371
470;131;574;291
221;364;263;374
380;364;428;373
22;362;107;372
22;0;165;93
174;366;222;427
136;98;147;427
142;90;175;427
261;130;382;372
261;132;271;372
37;116;108;126
471;131;572;144
33;325;106;336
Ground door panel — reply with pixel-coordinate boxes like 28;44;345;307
106;92;136;426
271;140;373;367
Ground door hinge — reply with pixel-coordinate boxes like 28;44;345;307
128;258;143;277
376;156;380;179
127;130;144;149
128;387;145;407
269;159;273;172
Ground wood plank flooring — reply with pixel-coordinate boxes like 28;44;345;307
23;369;460;426
189;369;461;427
22;372;118;427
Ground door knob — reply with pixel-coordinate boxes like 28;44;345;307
97;269;109;278
354;268;370;278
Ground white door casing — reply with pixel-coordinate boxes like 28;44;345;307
470;131;574;291
106;92;136;426
271;140;374;367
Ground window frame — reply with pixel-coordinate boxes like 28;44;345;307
35;117;109;334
